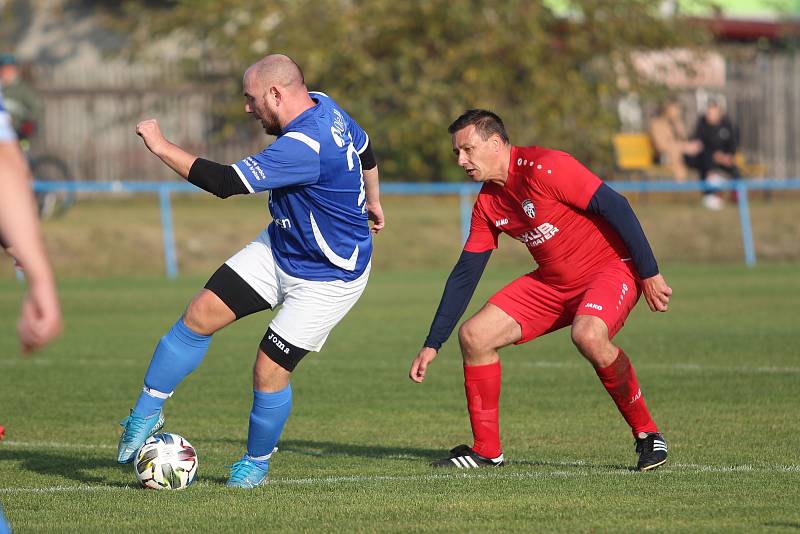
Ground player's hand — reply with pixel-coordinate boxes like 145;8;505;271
641;274;672;312
136;119;169;156
17;280;62;355
366;201;385;234
409;346;438;383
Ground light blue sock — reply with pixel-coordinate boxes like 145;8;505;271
133;317;211;417
247;384;293;465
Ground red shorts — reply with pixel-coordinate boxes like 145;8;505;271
488;260;641;344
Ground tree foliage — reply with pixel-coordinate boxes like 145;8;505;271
122;0;709;180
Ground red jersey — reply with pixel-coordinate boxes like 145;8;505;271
464;146;631;287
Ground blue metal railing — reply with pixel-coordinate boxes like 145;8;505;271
32;179;800;278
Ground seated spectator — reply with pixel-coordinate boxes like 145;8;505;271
690;99;740;210
649;99;702;182
0;53;40;141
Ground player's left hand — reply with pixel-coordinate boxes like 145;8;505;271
366;201;385;234
17;280;62;355
409;346;438;383
641;274;672;312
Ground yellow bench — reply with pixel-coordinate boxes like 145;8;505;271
612;132;766;180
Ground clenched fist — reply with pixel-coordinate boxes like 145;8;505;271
136;119;169;156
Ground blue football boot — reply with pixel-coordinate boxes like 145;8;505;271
226;455;270;488
117;409;165;464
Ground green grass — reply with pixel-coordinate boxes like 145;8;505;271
1;264;799;532
1;193;798;279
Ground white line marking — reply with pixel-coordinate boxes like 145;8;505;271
1;463;798;494
2;441;116;450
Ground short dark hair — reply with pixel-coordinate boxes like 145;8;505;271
448;109;509;143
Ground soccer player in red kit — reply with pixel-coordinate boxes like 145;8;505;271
409;109;672;471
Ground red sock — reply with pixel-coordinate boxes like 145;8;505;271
464;361;502;458
595;349;658;436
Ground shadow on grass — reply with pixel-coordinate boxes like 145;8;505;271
280;439;443;461
205;437;442;462
0;449;131;487
763;522;800;530
199;438;445;485
199;438;635;486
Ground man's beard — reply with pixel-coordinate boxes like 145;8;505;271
261;107;281;136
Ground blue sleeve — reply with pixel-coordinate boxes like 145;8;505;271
587;183;659;278
0;91;16;143
350;118;369;155
424;250;492;350
232;133;320;193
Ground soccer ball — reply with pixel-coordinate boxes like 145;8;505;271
134;432;198;490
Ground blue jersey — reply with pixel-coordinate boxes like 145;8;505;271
0;90;16;142
232;92;371;282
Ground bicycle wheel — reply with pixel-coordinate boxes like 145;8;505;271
30;155;75;219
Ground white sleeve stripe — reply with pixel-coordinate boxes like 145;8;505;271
284;131;321;154
308;91;329;98
356;132;370;154
231;163;255;193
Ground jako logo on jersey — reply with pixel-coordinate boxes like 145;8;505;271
584;303;603;311
275;218;292;229
495;218;509;227
514;223;558;248
522;199;536;218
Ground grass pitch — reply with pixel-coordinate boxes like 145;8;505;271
1;264;799;532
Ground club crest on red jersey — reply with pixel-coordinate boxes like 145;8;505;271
522;199;536;218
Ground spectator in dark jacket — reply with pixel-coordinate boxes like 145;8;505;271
691;100;740;210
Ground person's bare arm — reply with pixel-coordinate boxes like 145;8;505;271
136;119;197;178
363;165;384;234
0;142;62;353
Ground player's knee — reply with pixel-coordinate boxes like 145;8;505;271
183;293;225;335
253;352;292;392
570;319;605;354
458;321;486;357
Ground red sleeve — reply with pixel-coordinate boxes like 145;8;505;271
538;152;602;210
463;196;500;253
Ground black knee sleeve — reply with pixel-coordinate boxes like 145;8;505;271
260;328;310;372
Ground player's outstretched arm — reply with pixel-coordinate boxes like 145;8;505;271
0;142;62;354
136;119;249;199
641;273;672;312
363;166;384;234
409;249;492;382
136;119;197;178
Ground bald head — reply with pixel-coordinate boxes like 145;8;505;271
245;54;305;89
242;54;315;136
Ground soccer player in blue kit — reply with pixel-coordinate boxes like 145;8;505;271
118;54;384;488
1;88;63;532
